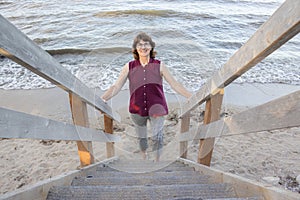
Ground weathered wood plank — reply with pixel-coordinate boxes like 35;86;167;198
180;158;300;200
69;93;94;167
180;0;300;117
198;89;223;166
178;90;300;141
0;15;120;122
0;107;121;142
0;157;118;200
179;112;190;158
104;115;115;158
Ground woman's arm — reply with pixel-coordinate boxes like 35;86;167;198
161;62;193;98
101;63;129;101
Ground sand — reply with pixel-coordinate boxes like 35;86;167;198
0;83;299;195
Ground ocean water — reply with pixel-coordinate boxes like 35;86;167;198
0;0;299;92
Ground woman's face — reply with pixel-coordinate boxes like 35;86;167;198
136;40;152;58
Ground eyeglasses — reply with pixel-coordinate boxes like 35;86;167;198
136;42;151;49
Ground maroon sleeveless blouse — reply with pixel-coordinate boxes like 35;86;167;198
128;58;168;117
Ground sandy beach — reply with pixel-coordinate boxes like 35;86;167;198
0;83;299;195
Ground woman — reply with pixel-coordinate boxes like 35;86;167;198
101;32;192;162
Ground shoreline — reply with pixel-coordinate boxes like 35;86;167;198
1;82;299;129
0;82;299;194
1;82;299;114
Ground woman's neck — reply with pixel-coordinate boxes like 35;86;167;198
139;56;150;66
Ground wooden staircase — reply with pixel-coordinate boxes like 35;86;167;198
46;159;262;200
0;1;299;199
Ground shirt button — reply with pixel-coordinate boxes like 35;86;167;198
144;85;146;88
144;93;146;95
145;108;147;110
144;78;146;80
144;70;146;72
144;101;147;103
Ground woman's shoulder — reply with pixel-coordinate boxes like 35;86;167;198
151;58;161;64
128;59;139;67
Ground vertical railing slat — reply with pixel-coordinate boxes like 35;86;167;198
198;89;224;166
69;93;95;167
180;112;190;158
104;115;115;158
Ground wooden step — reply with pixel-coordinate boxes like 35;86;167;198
46;159;265;200
47;183;236;200
106;160;187;166
172;198;262;200
72;174;212;186
90;170;206;178
96;161;195;173
96;166;195;173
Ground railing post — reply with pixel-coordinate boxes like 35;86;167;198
69;93;95;167
104;115;115;158
198;89;224;166
180;111;190;158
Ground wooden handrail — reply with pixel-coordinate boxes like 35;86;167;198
178;90;300;142
178;0;300;166
0;0;299;169
0;14;120;122
0;107;121;142
0;14;121;165
180;0;300;117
